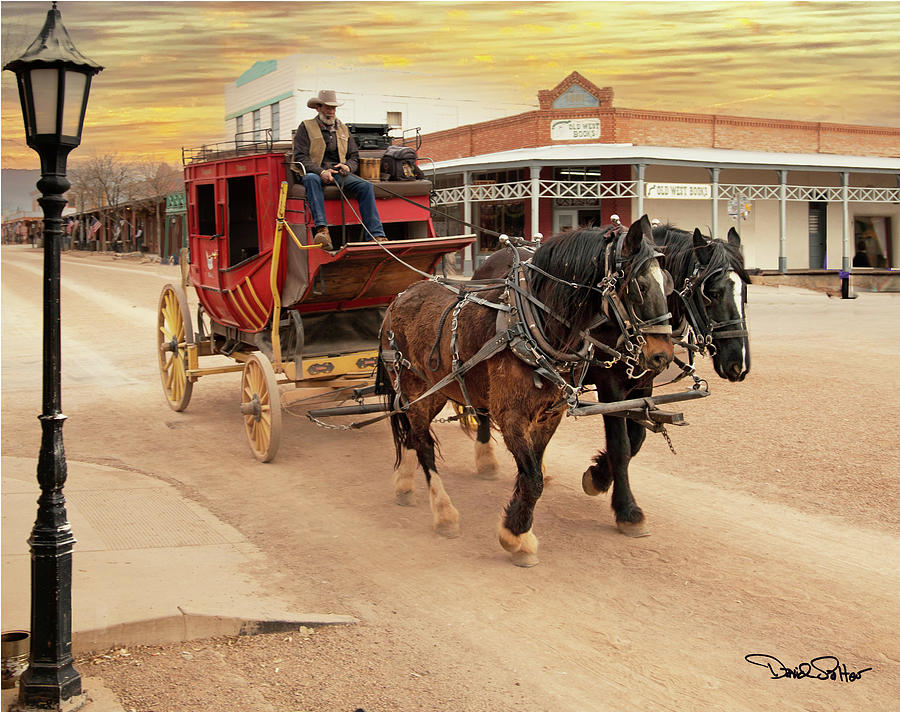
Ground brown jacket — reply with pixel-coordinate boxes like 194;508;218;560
292;118;358;176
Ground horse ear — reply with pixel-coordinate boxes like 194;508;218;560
727;227;741;247
622;215;651;257
693;228;712;264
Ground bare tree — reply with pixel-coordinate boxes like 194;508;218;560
132;162;183;198
68;154;135;249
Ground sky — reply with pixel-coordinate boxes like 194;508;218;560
2;0;899;170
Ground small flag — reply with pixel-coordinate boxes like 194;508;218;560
89;217;101;237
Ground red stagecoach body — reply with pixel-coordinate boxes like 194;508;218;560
183;149;471;332
168;135;473;404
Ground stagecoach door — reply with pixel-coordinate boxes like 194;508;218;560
194;182;224;290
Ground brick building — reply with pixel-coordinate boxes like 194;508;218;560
419;73;900;275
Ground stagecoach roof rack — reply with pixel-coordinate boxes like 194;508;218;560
182;128;292;166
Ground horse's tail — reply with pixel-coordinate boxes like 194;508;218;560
375;345;410;468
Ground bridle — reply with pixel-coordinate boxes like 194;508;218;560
676;260;748;357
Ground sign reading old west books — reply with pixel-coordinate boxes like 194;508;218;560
645;182;712;200
550;119;602;141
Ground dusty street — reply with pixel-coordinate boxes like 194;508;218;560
2;244;898;711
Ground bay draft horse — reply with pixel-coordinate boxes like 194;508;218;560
579;223;752;536
376;215;673;566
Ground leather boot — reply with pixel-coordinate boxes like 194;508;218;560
313;226;333;251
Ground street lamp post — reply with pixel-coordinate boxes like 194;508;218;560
3;3;102;710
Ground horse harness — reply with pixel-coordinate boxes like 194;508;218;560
378;231;672;424
674;260;749;360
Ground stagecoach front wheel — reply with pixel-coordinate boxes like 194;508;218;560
240;353;282;463
157;283;194;412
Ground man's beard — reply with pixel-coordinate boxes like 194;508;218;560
318;111;335;126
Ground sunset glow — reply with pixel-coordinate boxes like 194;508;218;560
2;1;898;169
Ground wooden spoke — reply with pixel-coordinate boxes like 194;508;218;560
156;283;194;412
240;353;282;463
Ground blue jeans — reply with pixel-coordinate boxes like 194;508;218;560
301;172;385;240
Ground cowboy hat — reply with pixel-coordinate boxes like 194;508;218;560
307;90;343;109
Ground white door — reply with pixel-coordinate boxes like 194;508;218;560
554;209;578;234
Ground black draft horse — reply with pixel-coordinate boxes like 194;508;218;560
579;224;751;535
377;216;673;566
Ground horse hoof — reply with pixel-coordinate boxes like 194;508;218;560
617;520;650;537
511;550;539;567
435;521;461;539
395;490;415;507
582;470;601;496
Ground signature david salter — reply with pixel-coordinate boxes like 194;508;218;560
745;654;872;682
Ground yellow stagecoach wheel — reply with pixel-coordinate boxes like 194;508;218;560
157;283;194;412
240;353;282;463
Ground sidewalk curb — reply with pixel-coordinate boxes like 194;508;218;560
73;610;358;654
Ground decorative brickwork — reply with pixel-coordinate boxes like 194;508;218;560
537;71;613;110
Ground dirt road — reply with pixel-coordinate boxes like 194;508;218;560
2;245;898;711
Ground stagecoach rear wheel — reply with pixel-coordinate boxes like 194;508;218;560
240;353;282;463
157;283;194;412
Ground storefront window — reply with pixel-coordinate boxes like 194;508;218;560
476;201;526;251
853;216;891;268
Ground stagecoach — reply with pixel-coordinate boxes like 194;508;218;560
156;129;475;461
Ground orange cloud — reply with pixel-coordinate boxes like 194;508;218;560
2;1;898;169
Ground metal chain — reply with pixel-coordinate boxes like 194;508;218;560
659;425;677;455
306;413;357;431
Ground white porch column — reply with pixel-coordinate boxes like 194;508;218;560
463;170;473;273
636;163;646;218
708;167;720;238
778;169;788;273
530;165;541;239
841;171;850;272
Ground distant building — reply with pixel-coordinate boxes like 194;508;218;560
224;54;536;143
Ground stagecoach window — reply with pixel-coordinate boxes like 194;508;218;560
196;184;216;236
386;111;402;128
227;176;259;265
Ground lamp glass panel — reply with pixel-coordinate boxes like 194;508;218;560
17;74;35;136
62;71;87;137
30;68;60;134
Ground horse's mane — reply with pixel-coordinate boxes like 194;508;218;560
653;224;750;285
528;226;660;340
528;227;612;335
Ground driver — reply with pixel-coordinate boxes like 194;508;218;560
292;90;386;250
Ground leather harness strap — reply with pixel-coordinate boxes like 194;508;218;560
365;232;673;427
